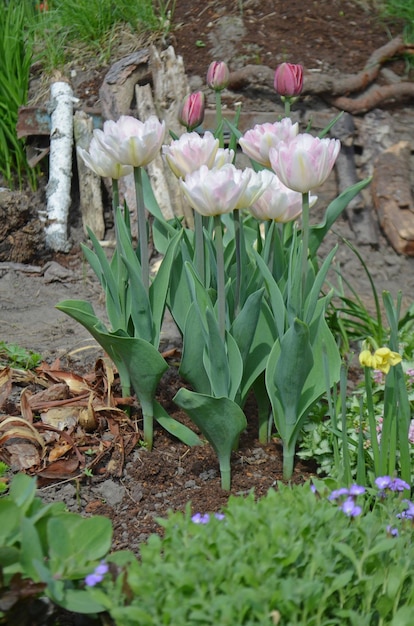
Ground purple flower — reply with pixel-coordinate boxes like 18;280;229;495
397;500;414;520
310;484;317;494
389;478;411;492
348;484;366;497
328;487;350;501
375;476;392;491
386;525;399;537
191;512;225;524
84;561;109;587
340;498;362;517
191;513;210;524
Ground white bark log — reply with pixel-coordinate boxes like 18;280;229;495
45;81;76;252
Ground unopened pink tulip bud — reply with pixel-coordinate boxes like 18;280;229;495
178;92;205;131
274;63;303;97
207;61;230;91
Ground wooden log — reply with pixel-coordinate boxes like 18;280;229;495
73;111;105;240
334;113;378;246
135;83;175;221
99;49;151;121
371;141;414;256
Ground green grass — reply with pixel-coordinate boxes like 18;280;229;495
0;0;38;189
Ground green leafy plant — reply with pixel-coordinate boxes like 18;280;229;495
57;206;200;451
87;482;414;625
0;0;38;189
0;473;112;619
0;342;42;370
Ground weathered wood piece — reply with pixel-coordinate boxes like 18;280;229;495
99;49;151;121
135;83;175;221
334;113;378;246
371;141;414;256
144;46;193;225
73;111;105;240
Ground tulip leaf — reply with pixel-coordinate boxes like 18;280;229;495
179;302;211;395
308;177;372;256
153;400;203;447
173;388;247;490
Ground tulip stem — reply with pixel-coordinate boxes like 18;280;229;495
214;214;226;340
134;166;149;294
194;210;205;285
215;91;224;149
301;191;310;303
283;96;291;118
233;209;242;316
112;178;119;213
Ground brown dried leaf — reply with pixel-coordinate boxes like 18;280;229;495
0;367;12;409
39;368;91;394
40;406;79;430
36;456;79;479
48;440;73;462
1;441;41;470
20;387;33;423
30;383;70;405
78;397;98;432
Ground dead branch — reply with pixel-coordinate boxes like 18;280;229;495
227;35;412;113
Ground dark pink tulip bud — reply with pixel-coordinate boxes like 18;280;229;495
274;63;303;97
207;61;230;91
178;91;205;131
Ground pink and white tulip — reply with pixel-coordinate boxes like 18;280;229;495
269;133;341;193
239;118;299;168
207;61;230;91
249;172;317;223
163;131;219;178
78;136;132;180
274;63;304;97
95;115;166;168
179;164;250;216
235;169;273;209
178;91;205;131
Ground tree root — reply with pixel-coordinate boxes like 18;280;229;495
228;35;414;114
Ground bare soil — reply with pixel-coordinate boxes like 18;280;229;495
1;2;414;621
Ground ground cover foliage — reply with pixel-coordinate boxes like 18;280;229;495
1;1;414;624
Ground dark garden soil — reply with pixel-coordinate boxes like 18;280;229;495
0;1;414;622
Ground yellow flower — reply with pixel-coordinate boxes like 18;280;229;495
359;347;402;374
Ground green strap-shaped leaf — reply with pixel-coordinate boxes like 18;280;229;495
153;400;202;447
308;178;371;256
173;388;247;490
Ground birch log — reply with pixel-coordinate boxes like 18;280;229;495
45;81;75;251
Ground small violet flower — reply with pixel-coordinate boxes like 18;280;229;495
84;561;109;587
375;476;410;492
191;512;225;524
386;525;399;537
191;513;210;524
340;497;362;518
